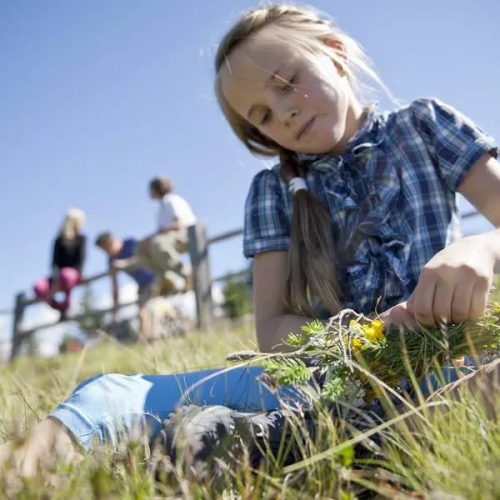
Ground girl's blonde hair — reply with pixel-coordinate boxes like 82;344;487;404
215;4;387;317
60;208;85;241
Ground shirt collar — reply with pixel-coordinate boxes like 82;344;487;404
297;103;386;172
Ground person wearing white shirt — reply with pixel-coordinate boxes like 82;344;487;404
113;176;196;293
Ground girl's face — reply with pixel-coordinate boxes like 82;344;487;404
220;26;363;155
149;187;159;200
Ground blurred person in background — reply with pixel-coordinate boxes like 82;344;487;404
33;208;87;321
95;231;157;341
113;177;196;294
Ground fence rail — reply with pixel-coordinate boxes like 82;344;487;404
9;270;119;361
5;209;486;361
19;300;138;339
8;223;247;361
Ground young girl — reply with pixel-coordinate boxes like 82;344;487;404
33;208;87;320
4;2;500;478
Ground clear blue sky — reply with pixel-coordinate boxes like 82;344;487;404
1;0;499;315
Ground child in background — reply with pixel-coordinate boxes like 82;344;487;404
95;232;157;341
113;177;196;294
33;208;86;321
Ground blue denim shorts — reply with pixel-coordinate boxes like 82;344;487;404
50;366;307;451
50;362;476;452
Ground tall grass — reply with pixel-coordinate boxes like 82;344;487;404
1;317;500;499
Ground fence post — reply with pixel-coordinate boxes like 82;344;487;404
10;292;26;361
188;223;213;330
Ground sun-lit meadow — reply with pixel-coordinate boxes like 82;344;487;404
2;312;500;499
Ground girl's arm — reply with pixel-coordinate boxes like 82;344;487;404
253;251;316;353
408;153;500;325
460;153;500;274
459;154;500;228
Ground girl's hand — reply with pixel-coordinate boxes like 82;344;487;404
407;234;496;326
378;302;417;329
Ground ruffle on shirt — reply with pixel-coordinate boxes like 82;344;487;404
299;107;411;314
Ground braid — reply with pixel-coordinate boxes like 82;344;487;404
279;150;342;317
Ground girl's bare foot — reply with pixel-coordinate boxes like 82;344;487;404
0;418;82;479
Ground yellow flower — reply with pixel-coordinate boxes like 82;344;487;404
349;320;363;334
351;338;363;350
363;327;376;342
363;325;384;342
349;318;384;345
371;319;385;335
493;302;500;314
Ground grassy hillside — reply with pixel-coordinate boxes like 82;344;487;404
1;316;500;499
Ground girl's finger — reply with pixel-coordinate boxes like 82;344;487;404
401;311;418;329
450;280;474;323
406;293;416;312
411;272;438;326
469;279;491;318
404;310;418;329
381;303;418;330
395;303;418;329
432;280;455;325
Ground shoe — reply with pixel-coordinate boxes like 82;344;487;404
148;405;309;491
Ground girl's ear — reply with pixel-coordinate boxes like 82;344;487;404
323;37;346;57
323;38;347;75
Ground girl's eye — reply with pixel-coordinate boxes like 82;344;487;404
260;111;271;125
280;74;296;93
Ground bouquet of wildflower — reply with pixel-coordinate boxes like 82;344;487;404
262;305;500;407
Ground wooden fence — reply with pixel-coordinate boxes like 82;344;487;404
8;223;246;362
3;210;487;361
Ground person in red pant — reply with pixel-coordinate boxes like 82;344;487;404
33;208;87;321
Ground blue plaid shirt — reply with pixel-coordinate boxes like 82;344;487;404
243;98;498;316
